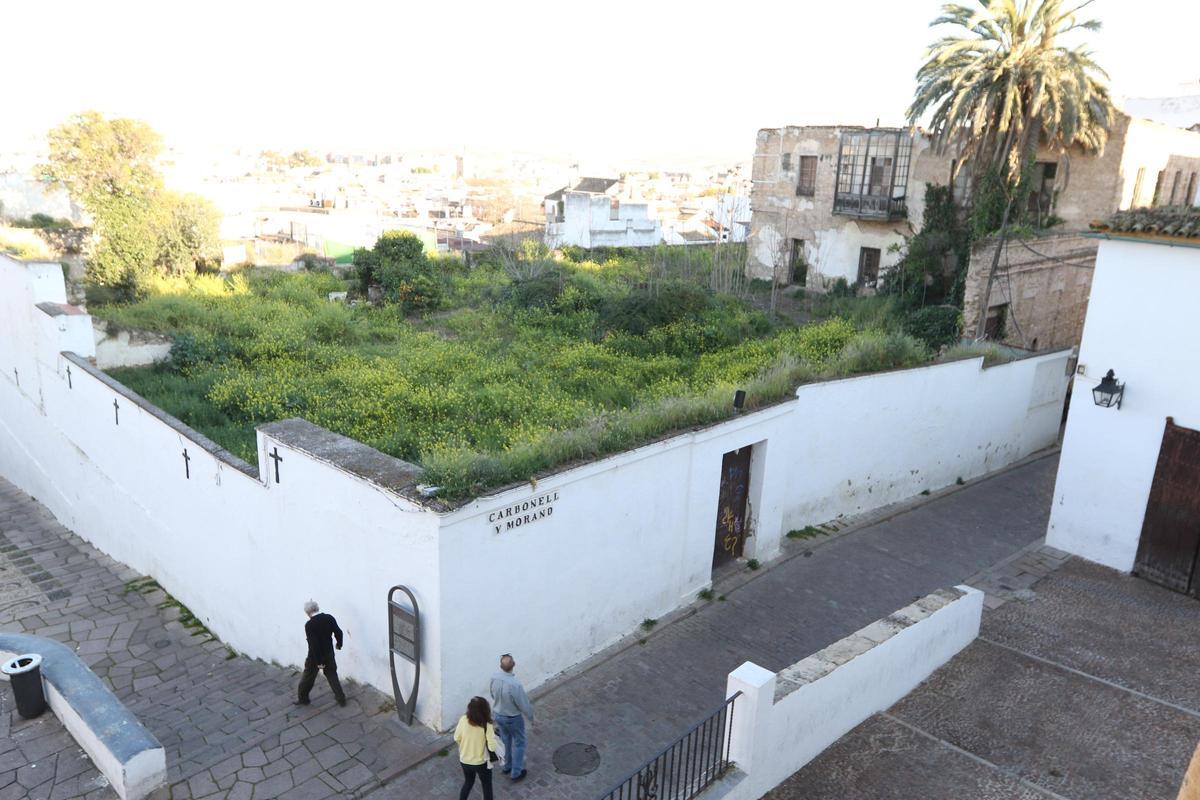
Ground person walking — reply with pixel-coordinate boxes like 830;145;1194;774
454;696;498;800
489;653;534;782
295;600;346;706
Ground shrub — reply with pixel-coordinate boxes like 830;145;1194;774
832;331;930;376
903;305;962;350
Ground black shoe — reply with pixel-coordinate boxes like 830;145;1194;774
337;697;347;707
293;699;310;706
511;770;527;782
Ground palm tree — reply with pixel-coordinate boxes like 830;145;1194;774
907;0;1114;339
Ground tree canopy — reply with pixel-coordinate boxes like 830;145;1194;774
42;112;221;296
908;0;1114;186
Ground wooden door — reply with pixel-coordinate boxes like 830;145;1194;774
1134;418;1200;596
713;447;752;570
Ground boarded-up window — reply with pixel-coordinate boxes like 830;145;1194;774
796;156;817;196
781;152;792;173
857;247;881;287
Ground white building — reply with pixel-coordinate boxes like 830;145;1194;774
1046;208;1200;597
544;177;662;248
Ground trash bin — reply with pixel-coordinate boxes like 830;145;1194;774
2;653;46;719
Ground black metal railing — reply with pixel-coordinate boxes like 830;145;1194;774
596;692;740;800
833;192;908;219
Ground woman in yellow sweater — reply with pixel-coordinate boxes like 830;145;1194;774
454;696;499;800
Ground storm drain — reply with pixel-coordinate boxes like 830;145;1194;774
553;742;600;776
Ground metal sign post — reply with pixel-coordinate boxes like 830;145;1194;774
387;585;420;725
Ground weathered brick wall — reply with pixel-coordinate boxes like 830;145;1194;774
963;231;1096;351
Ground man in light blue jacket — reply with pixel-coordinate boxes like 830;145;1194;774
489;653;534;782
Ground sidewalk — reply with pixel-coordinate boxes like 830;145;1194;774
365;453;1061;799
0;477;442;800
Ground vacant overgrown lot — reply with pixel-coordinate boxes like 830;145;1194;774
97;248;939;498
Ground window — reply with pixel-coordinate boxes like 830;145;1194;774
795;156;817;197
1132;167;1146;207
1152;170;1167;206
610;198;620;220
834;130;912;218
1169;170;1183;205
781;152;792;173
1188;173;1198;207
857;247;881;288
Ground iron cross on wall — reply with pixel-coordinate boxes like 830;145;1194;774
269;446;283;483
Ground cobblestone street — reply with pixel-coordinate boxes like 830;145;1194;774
1;453;1062;799
366;453;1062;799
0;478;441;800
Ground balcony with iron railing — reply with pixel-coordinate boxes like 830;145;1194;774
832;192;908;220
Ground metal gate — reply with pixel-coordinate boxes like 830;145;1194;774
1134;417;1200;597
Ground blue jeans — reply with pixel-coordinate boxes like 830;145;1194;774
494;714;526;774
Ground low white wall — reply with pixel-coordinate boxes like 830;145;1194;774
1047;239;1200;571
0;252;1069;731
712;586;983;800
93;319;172;369
0;255;447;727
435;352;1065;727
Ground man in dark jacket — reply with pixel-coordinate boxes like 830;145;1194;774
295;600;346;706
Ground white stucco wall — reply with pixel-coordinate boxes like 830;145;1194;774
434;352;1067;726
1046;238;1200;571
714;586;983;800
0;252;1070;731
0;254;446;726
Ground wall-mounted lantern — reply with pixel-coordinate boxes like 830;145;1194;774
733;389;746;412
1092;369;1124;410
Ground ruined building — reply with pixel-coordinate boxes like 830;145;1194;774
747;115;1200;352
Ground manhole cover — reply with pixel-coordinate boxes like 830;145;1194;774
553;742;600;776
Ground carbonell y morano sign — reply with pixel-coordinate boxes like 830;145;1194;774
487;490;560;534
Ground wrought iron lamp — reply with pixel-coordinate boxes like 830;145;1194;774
1092;369;1124;410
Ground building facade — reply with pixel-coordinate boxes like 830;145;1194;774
751;114;1200;295
1046;210;1200;595
746;126;959;288
543;177;663;248
962;113;1200;350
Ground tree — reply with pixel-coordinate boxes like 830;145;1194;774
42;112;163;205
42;112;223;295
907;0;1114;339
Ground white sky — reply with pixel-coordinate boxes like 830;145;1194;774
5;0;1199;164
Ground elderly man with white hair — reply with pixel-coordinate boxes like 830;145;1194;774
295;600;346;706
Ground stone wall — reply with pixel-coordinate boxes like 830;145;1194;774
963;232;1096;351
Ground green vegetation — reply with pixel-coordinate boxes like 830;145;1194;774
746;559;761;571
125;576;215;641
42;111;221;298
96;238;941;499
698;588;715;601
9;213;73;230
909;0;1113;338
641;618;658;631
786;526;825;540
